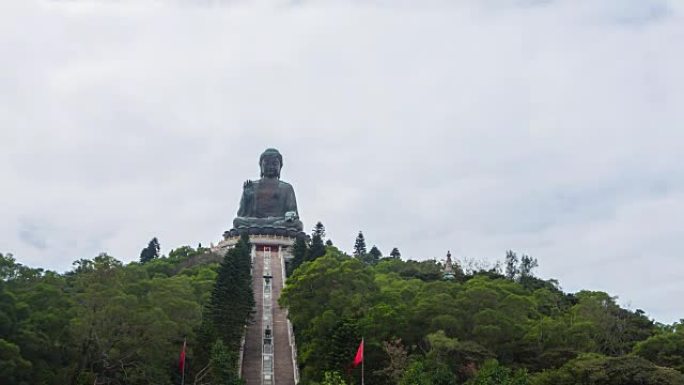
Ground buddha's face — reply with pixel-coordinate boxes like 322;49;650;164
260;156;281;178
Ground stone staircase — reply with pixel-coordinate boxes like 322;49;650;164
241;245;297;385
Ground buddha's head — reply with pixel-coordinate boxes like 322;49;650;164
260;148;283;178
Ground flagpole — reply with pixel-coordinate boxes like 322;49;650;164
361;337;364;385
181;337;186;385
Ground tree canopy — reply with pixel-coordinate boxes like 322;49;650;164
2;234;681;385
0;244;250;385
280;248;681;385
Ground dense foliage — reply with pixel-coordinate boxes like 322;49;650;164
198;234;254;385
287;222;330;276
280;248;684;385
3;234;683;385
0;241;252;385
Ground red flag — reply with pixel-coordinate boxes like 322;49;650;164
353;339;364;367
179;338;187;374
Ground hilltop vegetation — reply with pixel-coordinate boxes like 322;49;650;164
2;228;683;385
0;237;253;385
280;246;684;385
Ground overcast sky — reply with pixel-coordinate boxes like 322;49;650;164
1;0;682;323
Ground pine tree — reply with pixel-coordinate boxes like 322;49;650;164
139;237;160;264
206;234;254;351
288;236;309;276
353;231;367;257
324;319;360;373
390;247;401;259
313;221;326;239
369;246;382;264
309;222;327;262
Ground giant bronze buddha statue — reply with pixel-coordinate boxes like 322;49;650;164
231;148;304;234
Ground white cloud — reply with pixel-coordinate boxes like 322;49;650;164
1;0;682;323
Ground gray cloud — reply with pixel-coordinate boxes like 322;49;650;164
1;0;682;323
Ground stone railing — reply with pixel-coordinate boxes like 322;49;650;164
280;246;300;384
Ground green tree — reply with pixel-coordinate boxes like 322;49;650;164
168;245;201;262
353;231;367;257
313;221;326;239
210;339;241;385
504;250;518;280
280;250;377;383
0;339;32;383
67;252;202;384
571;291;654;356
322;371;348;385
309;222;327;262
205;234;254;352
288;235;309;276
399;360;432;385
276;249;675;385
0;248;225;385
0;252;19;280
390;247;401;259
633;321;684;372
369;246;382;263
399;359;457;385
139;237;160;263
468;359;529;385
531;354;684;385
425;330;494;381
519;255;538;280
324;319;361;373
395;259;442;281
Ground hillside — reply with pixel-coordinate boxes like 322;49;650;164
2;241;683;385
0;243;252;385
280;247;684;385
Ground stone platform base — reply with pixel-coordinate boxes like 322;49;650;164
224;227;306;239
214;233;299;262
